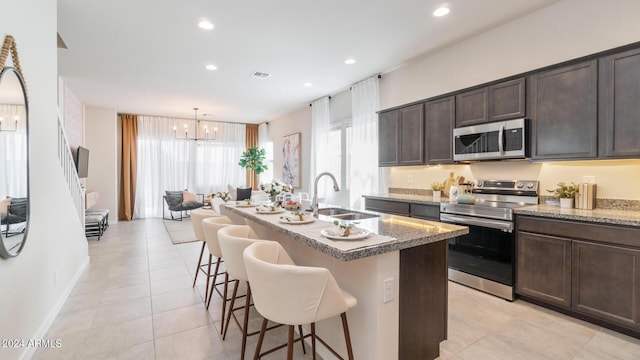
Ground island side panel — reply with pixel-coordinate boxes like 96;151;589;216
399;240;448;360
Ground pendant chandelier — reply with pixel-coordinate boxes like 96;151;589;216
173;107;217;141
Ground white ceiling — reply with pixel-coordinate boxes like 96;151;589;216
57;0;558;123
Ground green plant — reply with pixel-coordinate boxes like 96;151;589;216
238;147;268;188
431;181;445;191
547;182;578;199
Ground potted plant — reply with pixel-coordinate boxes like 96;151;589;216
431;181;445;200
547;182;578;208
238;147;269;189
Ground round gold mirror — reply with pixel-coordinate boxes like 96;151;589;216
0;67;29;258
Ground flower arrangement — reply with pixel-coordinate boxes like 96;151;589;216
259;179;293;197
211;191;232;202
547;182;578;199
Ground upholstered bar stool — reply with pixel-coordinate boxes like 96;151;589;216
244;241;357;360
190;208;217;302
201;216;234;325
217;225;305;360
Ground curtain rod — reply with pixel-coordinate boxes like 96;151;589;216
117;112;255;126
309;95;331;107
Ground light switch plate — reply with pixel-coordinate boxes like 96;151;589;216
383;278;394;303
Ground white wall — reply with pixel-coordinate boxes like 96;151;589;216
0;1;89;360
84;105;118;222
382;0;640;200
267;89;352;202
380;0;640;108
267;106;312;193
268;0;640;201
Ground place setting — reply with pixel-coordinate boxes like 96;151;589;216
254;203;287;214
320;221;370;241
278;210;316;225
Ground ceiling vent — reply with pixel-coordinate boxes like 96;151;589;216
250;71;271;79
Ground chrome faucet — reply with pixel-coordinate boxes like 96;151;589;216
312;172;340;217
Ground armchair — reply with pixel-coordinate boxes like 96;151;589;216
1;197;27;237
163;190;204;221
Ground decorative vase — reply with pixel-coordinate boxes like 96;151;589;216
560;198;574;209
432;190;441;200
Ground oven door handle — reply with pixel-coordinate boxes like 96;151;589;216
440;213;513;232
498;124;505;155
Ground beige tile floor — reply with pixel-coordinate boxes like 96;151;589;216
34;218;640;360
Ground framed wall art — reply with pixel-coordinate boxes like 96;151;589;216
282;132;300;188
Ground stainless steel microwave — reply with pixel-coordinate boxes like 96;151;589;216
453;118;528;161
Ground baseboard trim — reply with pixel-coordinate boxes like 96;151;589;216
20;256;90;360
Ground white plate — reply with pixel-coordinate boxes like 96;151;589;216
278;216;315;224
255;207;286;214
321;227;370;240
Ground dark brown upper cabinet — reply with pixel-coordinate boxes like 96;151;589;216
378;103;424;166
398;104;425;165
529;60;598;160
455;78;526;127
600;48;640;158
378;110;400;166
455;87;488;127
424;96;455;164
488;78;526;121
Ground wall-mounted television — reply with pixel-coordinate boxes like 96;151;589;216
74;146;89;178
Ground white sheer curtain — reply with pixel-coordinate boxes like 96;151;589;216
134;115;245;218
309;97;331;198
193;121;246;194
349;77;380;210
0;104;27;199
257;123;273;185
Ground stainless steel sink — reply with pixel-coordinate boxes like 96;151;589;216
317;208;379;220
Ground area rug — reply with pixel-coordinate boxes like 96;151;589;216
162;218;198;244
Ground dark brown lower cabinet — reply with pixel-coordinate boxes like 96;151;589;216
516;215;640;337
364;198;440;221
364;198;410;216
572;241;640;329
516;232;571;308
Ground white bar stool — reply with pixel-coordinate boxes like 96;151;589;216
190;208;217;295
218;225;306;360
244;241;357;360
201;216;234;316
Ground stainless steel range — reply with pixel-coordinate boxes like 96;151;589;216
439;179;539;300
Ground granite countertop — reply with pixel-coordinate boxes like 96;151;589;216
514;205;640;227
363;193;452;205
222;204;468;261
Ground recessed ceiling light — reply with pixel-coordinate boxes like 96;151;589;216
304;82;312;87
198;20;214;30
205;64;218;71
344;58;356;65
433;6;450;17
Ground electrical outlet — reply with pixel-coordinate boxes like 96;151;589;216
383;278;394;303
407;175;414;184
53;270;58;287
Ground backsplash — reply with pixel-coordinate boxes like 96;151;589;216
538;195;640;211
388;188;640;211
383;159;640;201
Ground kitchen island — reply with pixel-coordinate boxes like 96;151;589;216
221;204;468;360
